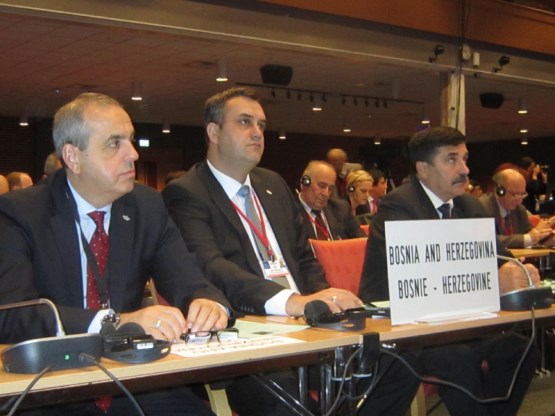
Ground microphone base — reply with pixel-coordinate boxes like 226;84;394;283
2;333;102;374
500;286;553;311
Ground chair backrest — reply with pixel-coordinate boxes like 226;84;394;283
359;224;370;236
528;214;540;227
309;237;368;294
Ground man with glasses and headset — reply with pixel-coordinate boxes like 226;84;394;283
480;168;555;249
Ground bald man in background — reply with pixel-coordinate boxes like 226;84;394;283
0;175;9;195
6;171;33;191
480;168;554;249
298;160;364;240
326;148;362;198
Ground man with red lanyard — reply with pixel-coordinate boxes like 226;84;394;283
298;160;365;240
479;168;554;249
163;87;420;416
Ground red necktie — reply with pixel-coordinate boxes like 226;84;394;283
312;210;329;240
86;212;112;412
86;211;109;309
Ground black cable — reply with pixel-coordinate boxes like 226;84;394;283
78;353;145;416
6;366;50;416
322;345;363;416
380;307;537;405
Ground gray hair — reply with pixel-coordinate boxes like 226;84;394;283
53;92;123;160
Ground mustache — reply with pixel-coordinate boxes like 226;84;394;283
452;175;468;185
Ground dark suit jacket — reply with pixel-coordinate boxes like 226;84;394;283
359;175;488;302
479;192;531;249
163;161;328;315
300;197;365;240
0;169;229;343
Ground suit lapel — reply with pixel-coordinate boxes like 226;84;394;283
198;162;262;273
251;172;288;252
324;205;339;239
49;174;85;307
105;197;136;311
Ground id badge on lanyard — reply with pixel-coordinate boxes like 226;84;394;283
261;257;290;281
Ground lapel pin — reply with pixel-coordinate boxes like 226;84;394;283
122;215;131;221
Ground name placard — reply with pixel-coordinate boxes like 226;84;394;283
385;218;500;325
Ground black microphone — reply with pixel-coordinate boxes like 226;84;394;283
0;298;66;336
304;300;331;326
497;255;553;311
0;298;102;373
304;300;366;331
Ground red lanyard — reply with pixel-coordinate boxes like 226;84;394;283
231;193;275;259
306;211;332;240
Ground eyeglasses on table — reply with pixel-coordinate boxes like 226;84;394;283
181;328;239;344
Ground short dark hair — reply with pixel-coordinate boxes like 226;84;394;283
408;126;466;171
204;87;260;127
516;156;534;169
368;169;385;184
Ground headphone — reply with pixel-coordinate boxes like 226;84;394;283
300;174;311;187
494;182;506;197
346;172;369;193
101;322;171;364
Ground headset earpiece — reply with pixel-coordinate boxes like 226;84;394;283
347;182;356;193
300;175;311;187
495;183;506;197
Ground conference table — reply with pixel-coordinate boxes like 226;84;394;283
511;247;555;278
2;308;555;415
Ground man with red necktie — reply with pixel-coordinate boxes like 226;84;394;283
0;92;231;416
298;160;365;240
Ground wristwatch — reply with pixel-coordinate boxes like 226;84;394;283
101;311;121;328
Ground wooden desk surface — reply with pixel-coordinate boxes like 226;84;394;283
361;306;555;349
0;322;360;400
3;308;555;405
510;248;555;258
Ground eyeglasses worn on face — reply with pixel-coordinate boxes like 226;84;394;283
181;328;239;344
508;190;528;199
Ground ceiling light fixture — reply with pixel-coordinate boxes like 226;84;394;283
216;58;228;82
19;115;29;127
521;137;528;145
374;137;381;145
517;97;528;115
520;128;528;134
235;82;425;108
162;122;171;134
278;130;287;140
312;96;323;111
131;81;143;101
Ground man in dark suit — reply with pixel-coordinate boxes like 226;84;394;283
298;160;365;240
360;126;539;416
0;93;230;416
480;168;554;250
163;87;419;416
